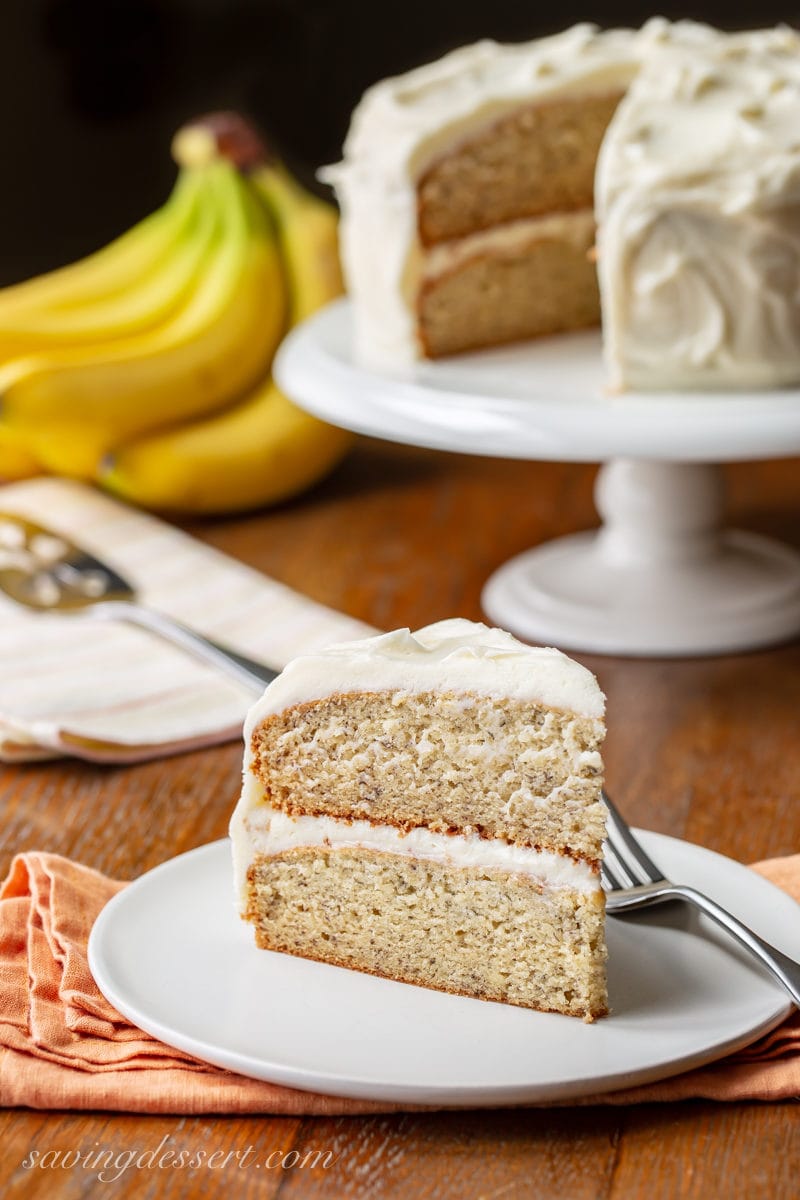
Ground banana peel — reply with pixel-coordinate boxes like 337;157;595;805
1;166;286;477
0;421;41;481
0;172;216;359
100;378;351;514
251;163;344;324
0;112;351;512
0;168;202;321
15;418;112;481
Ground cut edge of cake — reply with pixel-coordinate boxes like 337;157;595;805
325;17;800;390
322;17;717;368
230;619;609;1021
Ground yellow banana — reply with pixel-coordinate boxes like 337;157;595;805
0;167;219;358
2;163;286;478
101;377;351;513
251;163;343;323
0;421;41;481
0;168;202;322
99;155;350;513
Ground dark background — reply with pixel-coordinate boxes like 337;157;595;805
1;0;797;283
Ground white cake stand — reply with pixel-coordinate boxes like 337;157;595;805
275;298;800;657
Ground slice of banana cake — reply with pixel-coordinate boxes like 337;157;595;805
230;619;608;1020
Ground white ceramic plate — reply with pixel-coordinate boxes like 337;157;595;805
88;832;798;1106
274;299;800;463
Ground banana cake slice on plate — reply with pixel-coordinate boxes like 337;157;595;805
229;619;607;1020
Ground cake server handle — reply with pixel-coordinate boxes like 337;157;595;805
89;600;279;692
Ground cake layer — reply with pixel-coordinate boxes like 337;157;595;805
245;847;608;1019
247;689;605;860
232;795;600;904
417;92;622;245
419;213;599;357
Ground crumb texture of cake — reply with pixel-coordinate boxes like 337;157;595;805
596;26;800;390
250;690;604;860
230;619;608;1020
417;91;623;244
246;849;608;1020
418;215;600;356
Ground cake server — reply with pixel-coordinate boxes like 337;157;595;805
0;512;278;692
602;790;800;1009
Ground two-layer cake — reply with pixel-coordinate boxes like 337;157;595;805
326;18;800;390
230;619;608;1020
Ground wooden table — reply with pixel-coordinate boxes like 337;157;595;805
2;440;799;1199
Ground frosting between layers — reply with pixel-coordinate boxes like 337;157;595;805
231;785;600;907
324;17;721;366
422;209;596;281
595;27;800;389
243;619;605;737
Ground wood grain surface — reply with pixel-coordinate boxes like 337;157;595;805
2;439;799;1199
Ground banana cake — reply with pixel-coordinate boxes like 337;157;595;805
326;19;800;390
230;619;608;1020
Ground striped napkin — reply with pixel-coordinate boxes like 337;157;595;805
0;478;375;763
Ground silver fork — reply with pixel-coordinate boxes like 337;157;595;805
0;512;278;693
602;790;800;1008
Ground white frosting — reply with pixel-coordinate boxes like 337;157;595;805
230;779;599;907
423;210;596;281
242;619;604;736
328;18;800;390
324;18;720;367
596;28;800;389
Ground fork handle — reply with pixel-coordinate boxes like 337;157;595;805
642;882;800;1010
93;601;279;693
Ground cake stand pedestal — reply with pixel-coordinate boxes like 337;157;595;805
275;299;800;657
485;459;800;655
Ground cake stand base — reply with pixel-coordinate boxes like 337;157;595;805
481;460;800;656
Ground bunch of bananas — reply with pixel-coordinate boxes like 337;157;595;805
0;116;350;513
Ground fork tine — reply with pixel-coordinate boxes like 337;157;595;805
602;839;641;889
600;860;624;891
602;790;666;886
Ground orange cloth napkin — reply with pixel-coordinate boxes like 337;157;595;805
1;851;798;1114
